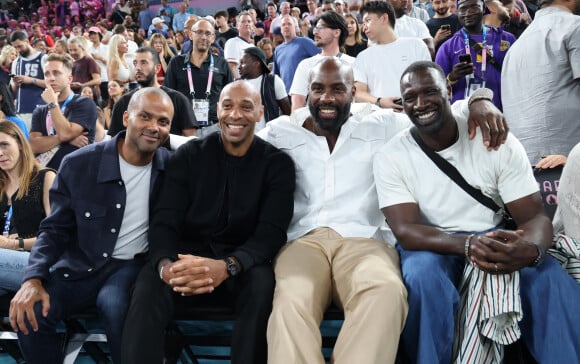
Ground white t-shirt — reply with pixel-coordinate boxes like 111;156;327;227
113;156;152;259
246;74;288;131
395;15;432;39
224;36;253;65
373;118;538;233
289;53;355;97
353;37;430;97
88;42;109;82
553;142;580;240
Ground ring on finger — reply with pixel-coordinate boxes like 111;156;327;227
494;263;499;273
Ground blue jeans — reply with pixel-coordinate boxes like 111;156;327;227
397;244;580;364
0;249;30;294
17;257;144;364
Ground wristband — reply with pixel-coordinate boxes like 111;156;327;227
18;238;24;251
468;88;494;108
464;234;474;259
446;73;457;85
375;97;382;107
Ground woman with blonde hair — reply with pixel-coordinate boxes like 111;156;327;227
344;13;367;57
149;33;175;85
0;45;17;84
107;34;135;88
0;121;55;293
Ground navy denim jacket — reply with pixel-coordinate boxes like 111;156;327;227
23;132;171;282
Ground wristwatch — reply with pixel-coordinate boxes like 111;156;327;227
46;101;58;110
375;97;382;107
224;256;241;277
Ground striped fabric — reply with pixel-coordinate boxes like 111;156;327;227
548;234;580;284
453;262;522;364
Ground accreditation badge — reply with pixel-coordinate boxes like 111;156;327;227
193;99;210;127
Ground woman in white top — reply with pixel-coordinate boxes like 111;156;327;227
107;34;134;88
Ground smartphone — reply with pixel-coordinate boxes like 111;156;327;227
394;98;403;106
8;73;15;78
458;54;471;63
440;24;451;32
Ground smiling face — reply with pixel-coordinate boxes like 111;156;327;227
217;81;263;156
457;0;484;29
400;66;453;135
307;58;355;133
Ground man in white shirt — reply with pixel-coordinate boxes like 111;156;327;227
224;11;254;79
88;26;109;104
374;60;580;364
388;0;435;56
289;11;354;111
354;1;430;110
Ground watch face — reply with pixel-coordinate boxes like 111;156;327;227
227;258;239;276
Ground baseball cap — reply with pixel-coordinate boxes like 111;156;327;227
88;26;101;34
244;47;270;72
152;17;165;25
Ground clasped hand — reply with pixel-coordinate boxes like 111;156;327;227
162;254;228;296
469;230;538;274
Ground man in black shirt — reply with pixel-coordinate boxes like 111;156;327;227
121;80;295;364
426;0;462;51
108;47;197;138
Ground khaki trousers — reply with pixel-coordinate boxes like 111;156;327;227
267;228;408;364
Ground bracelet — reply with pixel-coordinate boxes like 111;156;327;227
446;73;457;85
531;244;546;267
18;237;25;251
375;97;382;107
467;88;494;108
159;264;166;281
464;234;474;259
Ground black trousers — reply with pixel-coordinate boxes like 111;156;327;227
121;262;274;364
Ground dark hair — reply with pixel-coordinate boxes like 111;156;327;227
214;10;228;19
315;11;348;47
112;24;127;35
360;1;396;29
135;46;161;65
401;61;446;82
0;82;16;116
9;30;28;43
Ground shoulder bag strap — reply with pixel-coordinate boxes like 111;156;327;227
409;127;501;213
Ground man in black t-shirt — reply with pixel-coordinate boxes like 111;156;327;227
426;0;462;51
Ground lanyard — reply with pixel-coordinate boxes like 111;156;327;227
3;205;12;237
46;92;75;135
186;54;214;100
461;26;487;76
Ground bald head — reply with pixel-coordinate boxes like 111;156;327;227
219;80;262;106
308;56;354;86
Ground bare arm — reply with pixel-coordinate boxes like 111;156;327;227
290;94;306;112
29;132;61;154
227;61;239;79
354;81;403;111
278;96;291;116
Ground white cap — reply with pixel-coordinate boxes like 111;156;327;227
152;17;165;25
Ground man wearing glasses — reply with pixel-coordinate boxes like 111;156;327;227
165;18;233;136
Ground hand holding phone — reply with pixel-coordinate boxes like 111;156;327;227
440;24;451;32
458;54;472;64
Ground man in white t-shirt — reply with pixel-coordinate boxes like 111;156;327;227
88;26;110;104
374;61;580;364
388;0;435;56
289;10;355;111
224;11;254;79
239;47;290;131
354;1;430;110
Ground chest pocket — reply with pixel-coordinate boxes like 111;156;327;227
348;126;385;163
273;138;309;172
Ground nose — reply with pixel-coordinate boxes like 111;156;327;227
320;91;335;102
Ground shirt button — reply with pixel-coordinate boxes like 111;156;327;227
63;273;69;278
111;228;117;233
88;268;93;272
118;181;123;186
103;252;108;258
116;204;121;209
84;211;91;218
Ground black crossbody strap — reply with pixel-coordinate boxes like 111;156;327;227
410;127;501;213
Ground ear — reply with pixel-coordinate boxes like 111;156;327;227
123;110;129;128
